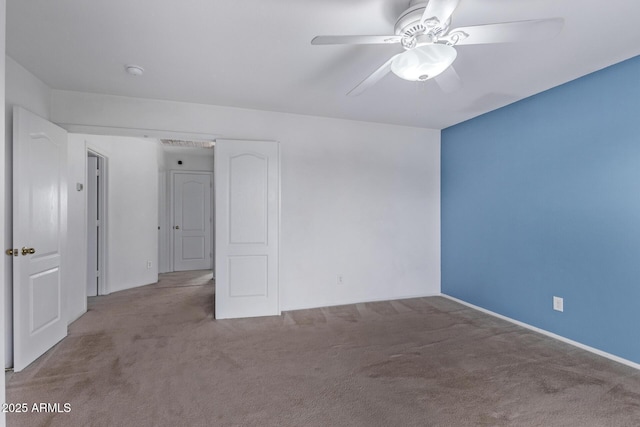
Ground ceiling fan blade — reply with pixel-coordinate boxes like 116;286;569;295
448;18;565;45
434;65;462;93
347;55;399;97
311;35;402;45
420;0;460;26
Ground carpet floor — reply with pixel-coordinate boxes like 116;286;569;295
6;270;640;426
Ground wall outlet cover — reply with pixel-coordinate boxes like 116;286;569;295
553;296;564;312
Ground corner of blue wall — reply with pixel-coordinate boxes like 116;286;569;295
441;55;640;364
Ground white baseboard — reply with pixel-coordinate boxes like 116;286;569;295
442;294;640;372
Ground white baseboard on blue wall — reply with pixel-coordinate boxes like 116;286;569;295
442;294;640;372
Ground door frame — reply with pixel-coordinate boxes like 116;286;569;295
86;148;108;296
158;171;170;273
168;170;214;272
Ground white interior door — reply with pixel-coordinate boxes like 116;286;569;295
86;155;99;297
215;140;279;319
12;107;68;372
173;172;212;271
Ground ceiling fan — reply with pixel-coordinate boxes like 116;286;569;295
311;0;564;96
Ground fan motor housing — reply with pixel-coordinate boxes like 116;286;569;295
394;0;451;40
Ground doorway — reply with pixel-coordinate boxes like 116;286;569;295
86;151;106;297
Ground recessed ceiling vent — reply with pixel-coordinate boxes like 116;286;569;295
161;139;215;149
125;65;144;76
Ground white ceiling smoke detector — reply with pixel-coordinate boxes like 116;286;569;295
125;65;144;76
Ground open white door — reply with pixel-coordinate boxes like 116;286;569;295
215;140;279;319
12;107;68;371
172;172;213;271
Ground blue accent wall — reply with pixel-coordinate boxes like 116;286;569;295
441;55;640;364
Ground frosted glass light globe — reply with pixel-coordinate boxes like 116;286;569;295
391;44;457;81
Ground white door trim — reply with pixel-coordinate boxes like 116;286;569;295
86;155;98;298
158;171;169;273
86;148;108;296
169;170;214;272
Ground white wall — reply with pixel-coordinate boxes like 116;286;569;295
281;130;440;310
1;4;7;424
4;56;52;368
67;134;160;295
52;91;441;311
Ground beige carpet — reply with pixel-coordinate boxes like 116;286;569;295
6;270;640;426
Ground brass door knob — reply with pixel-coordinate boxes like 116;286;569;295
175;225;180;230
6;249;17;256
21;247;36;256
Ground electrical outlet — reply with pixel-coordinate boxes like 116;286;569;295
337;275;343;285
553;296;564;312
147;261;152;269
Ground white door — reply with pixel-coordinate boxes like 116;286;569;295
86;156;99;297
173;172;212;271
12;107;68;372
215;140;279;319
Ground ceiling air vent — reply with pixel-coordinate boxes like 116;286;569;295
161;139;214;149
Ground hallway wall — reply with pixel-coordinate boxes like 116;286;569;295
67;134;160;300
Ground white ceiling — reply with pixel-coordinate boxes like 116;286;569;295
7;0;640;130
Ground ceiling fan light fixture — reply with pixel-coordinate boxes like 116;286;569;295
391;43;457;81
